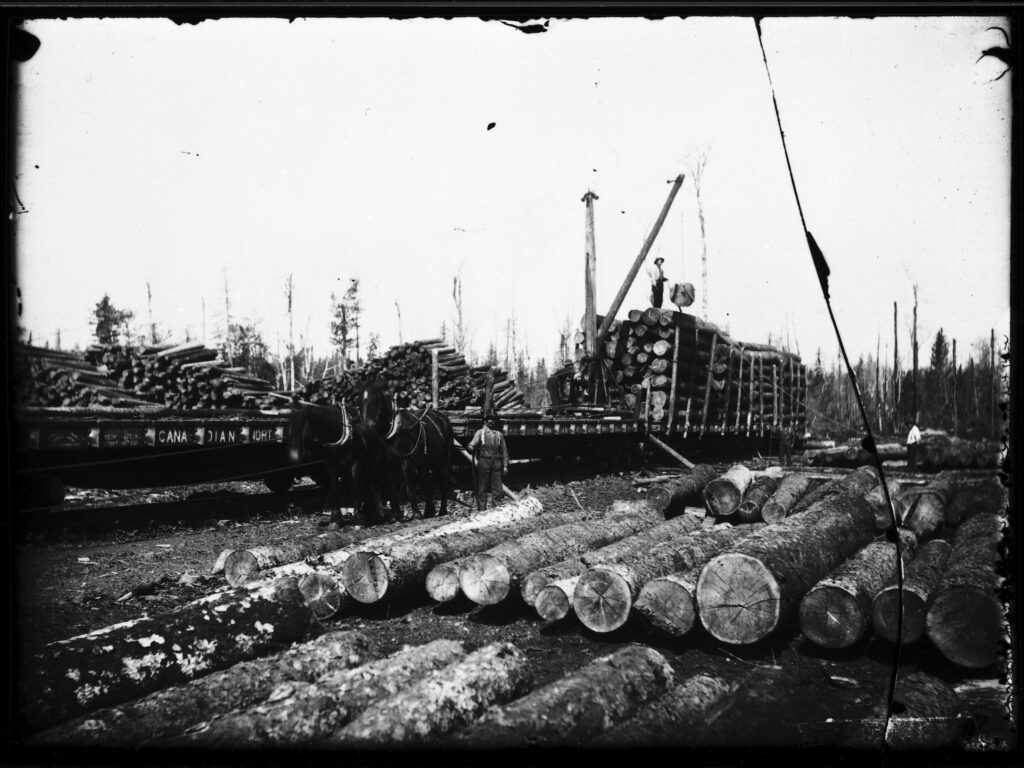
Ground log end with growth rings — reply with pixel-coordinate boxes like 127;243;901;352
798;585;866;649
760;504;786;525
459;555;511;606
926;585;1004;669
635;578;696;637
342;552;391;604
573;568;633;633
425;563;463;603
223;550;259;587
297;572;348;621
535;583;573;622
871;586;928;645
697;553;781;645
520;572;553;608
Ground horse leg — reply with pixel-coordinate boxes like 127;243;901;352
321;452;346;528
401;460;423;520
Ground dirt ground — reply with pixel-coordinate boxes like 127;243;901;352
10;466;1016;754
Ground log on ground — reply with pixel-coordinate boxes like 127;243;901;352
652;464;719;514
703;464;754;518
696;494;876;645
903;475;955;542
735;475;779;523
450;645;674;748
862;478;908;531
576;523;765;633
760;472;816;523
458;504;676;606
33;630;374;746
798;539;909;649
944;476;1007;528
535;576;581;622
328;642;531;746
163;639;465;747
871;538;953;644
926;512;1005;669
790;465;879;515
18;577;320;735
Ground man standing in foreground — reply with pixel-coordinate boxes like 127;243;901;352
906;419;922;471
469;413;508;510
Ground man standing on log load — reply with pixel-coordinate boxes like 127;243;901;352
647;257;668;309
906;419;922;471
469;413;508;510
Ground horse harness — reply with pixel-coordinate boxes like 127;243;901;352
385;407;445;459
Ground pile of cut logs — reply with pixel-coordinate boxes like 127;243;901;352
574;308;806;434
15;345;159;408
809;435;1002;470
83;342;279;409
301;339;531;414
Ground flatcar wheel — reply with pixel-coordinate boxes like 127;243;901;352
17;474;66;510
263;473;294;495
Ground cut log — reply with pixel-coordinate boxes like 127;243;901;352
703;464;754;517
862;478;908;530
33;630;374;746
328;642;531;746
535;576;581;622
944;476;1007;527
902;475;955;542
211;548;233;575
790;465;879;515
653;464;719;514
18;577;320;735
457;505;674;606
926;512;1005;668
519;511;704;607
161;639;465;747
696;494;877;644
872;538;953;644
450;646;674;748
761;473;815;523
296;572;347;621
734;475;779;523
592;673;746;747
633;525;767;638
798;539;909;649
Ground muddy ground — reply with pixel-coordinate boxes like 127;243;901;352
10;462;1015;755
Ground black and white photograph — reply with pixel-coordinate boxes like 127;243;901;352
7;7;1016;758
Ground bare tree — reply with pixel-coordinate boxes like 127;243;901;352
452;275;466;354
689;145;713;320
285;274;295;391
395;301;403;344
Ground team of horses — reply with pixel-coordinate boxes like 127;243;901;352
287;378;454;527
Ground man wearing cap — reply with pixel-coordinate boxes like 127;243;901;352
468;413;509;510
647;257;668;308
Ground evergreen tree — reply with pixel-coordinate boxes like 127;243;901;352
91;294;134;345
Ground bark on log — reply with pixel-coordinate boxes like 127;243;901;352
161;639;465;747
519;511;703;607
535;576;581;622
903;475;955;542
760;473;817;523
703;464;754;517
592;673;745;747
450;646;674;748
798;540;908;649
33;630;374;746
633;525;767;638
575;523;765;633
871;538;952;644
926;512;1005;669
944;476;1007;527
862;478;908;531
789;465;879;515
696;494;877;645
735;475;779;523
18;577;321;735
458;505;672;606
328;642;531;746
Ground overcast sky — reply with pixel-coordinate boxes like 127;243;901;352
13;15;1011;372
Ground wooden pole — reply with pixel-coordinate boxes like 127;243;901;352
912;285;918;422
700;333;718;435
645;434;696;469
773;364;779;430
431;349;440;408
666;324;681;433
746;350;755;435
990;328;996;438
951;339;957;437
721;347;735;432
595;174;685;347
735;351;745;431
583;191;599;357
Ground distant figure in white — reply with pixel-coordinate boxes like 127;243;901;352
906;420;922;471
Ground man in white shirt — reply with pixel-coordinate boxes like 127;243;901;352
647;257;668;309
906;420;922;471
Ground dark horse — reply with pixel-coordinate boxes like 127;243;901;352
286;401;360;525
357;377;454;520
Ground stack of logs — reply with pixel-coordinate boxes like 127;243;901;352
809;435;1003;470
15;344;166;408
82;342;279;409
22;465;1003;748
301;339;531;414
572;308;806;434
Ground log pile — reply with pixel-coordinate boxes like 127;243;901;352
809;435;1001;469
565;308;805;433
14;344;158;408
299;338;531;414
